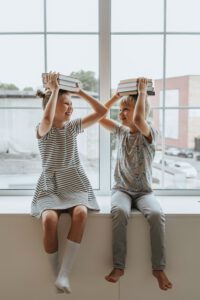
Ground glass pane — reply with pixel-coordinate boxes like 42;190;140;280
47;0;98;32
167;0;200;32
166;36;200;81
112;0;164;32
150;80;164;108
0;0;43;32
152;108;163;189
163;109;200;189
152;77;200;108
111;35;163;90
160;89;179;108
0;35;44;90
0;102;99;189
0;105;42;189
47;35;98;84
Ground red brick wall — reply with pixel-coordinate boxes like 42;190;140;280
151;76;189;149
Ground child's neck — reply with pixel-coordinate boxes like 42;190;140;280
52;120;66;129
129;123;138;134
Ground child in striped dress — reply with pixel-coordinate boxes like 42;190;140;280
31;72;107;293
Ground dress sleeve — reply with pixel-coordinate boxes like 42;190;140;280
68;118;84;136
35;123;53;141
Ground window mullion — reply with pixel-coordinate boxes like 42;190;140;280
98;0;111;194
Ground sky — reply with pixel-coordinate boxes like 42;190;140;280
1;0;200;90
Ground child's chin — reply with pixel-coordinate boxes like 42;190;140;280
65;113;71;118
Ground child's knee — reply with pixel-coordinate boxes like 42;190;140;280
111;206;129;222
42;210;59;231
72;206;88;223
147;210;165;224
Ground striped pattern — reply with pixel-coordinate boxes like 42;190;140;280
31;118;99;218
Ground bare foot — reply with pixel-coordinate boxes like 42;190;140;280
152;270;173;291
105;268;124;283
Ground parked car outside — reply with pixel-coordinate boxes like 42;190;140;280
177;149;193;158
165;147;194;158
196;154;200;161
165;147;180;156
168;161;197;178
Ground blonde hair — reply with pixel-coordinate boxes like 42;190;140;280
36;89;69;110
120;94;152;122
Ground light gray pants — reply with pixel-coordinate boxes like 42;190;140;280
111;190;166;270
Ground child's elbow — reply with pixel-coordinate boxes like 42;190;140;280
133;115;143;126
100;106;108;117
43;116;53;127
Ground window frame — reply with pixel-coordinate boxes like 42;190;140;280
0;0;200;196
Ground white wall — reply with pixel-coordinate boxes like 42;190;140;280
0;199;200;300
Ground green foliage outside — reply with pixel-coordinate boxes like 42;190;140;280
0;83;19;90
23;87;33;91
0;70;98;92
70;70;98;92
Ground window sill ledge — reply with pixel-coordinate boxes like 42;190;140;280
0;195;200;216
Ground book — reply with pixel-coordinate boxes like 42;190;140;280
42;82;80;93
119;90;155;96
57;85;80;92
118;86;155;93
42;73;81;92
118;81;153;89
58;79;78;87
117;78;155;96
42;78;78;88
42;73;81;85
120;78;153;84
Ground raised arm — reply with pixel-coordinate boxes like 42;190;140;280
75;89;108;130
133;77;152;141
38;72;59;138
99;93;121;133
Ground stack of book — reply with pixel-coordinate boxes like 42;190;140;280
42;73;81;93
117;78;155;96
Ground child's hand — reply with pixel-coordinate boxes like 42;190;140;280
73;87;82;96
114;90;121;100
45;72;59;91
137;77;148;93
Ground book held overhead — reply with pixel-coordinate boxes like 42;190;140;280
117;78;155;96
42;73;81;93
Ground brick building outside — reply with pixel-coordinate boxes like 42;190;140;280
151;75;200;151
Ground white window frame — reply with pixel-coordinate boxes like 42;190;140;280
0;0;200;196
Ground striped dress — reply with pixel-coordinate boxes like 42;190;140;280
31;118;100;218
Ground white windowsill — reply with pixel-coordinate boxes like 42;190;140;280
0;195;200;215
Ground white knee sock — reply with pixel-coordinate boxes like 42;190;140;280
48;251;59;277
55;239;80;293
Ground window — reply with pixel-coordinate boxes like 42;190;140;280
1;0;200;194
0;0;99;191
0;0;43;32
111;0;200;191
